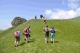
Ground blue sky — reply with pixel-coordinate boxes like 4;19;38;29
0;0;80;30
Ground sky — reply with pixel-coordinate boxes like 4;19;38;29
0;0;80;30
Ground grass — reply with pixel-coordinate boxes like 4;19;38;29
0;19;80;53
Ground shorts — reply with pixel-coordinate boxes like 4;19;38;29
51;33;55;39
45;32;49;38
25;34;29;38
15;37;20;41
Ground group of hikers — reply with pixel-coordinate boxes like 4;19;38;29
35;15;47;24
14;25;31;47
14;18;56;47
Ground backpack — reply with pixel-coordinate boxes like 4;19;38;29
17;31;20;36
51;29;55;33
45;27;49;32
23;28;29;35
14;31;19;38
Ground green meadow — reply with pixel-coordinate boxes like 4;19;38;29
0;18;80;53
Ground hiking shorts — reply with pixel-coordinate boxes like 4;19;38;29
15;37;20;41
51;33;55;39
45;32;49;38
25;34;29;38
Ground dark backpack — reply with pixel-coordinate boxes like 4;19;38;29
51;29;55;33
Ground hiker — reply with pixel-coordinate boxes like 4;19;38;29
43;25;50;43
43;18;46;24
27;25;31;41
23;26;30;43
40;14;43;19
50;27;56;43
14;30;21;47
35;16;37;19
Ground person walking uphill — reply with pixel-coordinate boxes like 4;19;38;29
23;26;30;43
43;18;47;24
43;25;50;43
50;27;56;44
14;30;21;47
27;25;31;42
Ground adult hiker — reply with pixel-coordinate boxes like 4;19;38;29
43;25;50;43
43;17;46;24
50;27;56;43
23;26;30;43
27;25;31;42
35;15;37;19
14;30;21;47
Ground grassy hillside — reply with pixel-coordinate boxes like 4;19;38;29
0;19;80;53
69;16;80;23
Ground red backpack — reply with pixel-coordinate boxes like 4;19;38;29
14;31;19;38
23;28;29;35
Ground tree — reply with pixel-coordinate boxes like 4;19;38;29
11;17;27;27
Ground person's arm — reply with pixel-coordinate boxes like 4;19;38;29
55;29;57;32
49;28;51;32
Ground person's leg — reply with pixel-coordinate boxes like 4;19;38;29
45;34;47;43
24;34;26;41
53;39;54;43
51;34;54;43
26;34;29;43
16;41;19;46
45;37;47;43
47;32;49;43
45;35;49;43
14;40;17;47
16;38;19;46
28;34;30;41
14;38;18;47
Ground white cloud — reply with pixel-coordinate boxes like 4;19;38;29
45;8;80;19
68;0;80;9
45;9;52;15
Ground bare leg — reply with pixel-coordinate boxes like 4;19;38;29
53;39;54;43
28;37;30;41
14;41;17;47
17;41;19;46
26;38;28;43
45;38;47;43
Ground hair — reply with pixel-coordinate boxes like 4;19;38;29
52;27;54;29
46;25;48;27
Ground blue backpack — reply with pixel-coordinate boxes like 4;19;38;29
51;29;55;33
